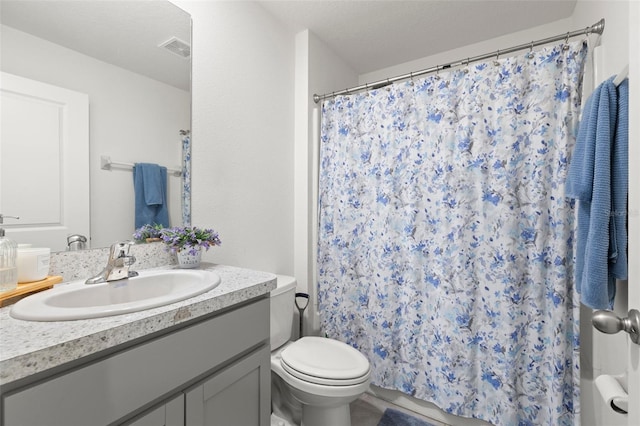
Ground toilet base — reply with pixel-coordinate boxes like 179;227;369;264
301;403;351;426
271;412;294;426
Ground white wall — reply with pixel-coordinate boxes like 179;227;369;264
359;18;572;84
174;1;295;274
1;26;189;249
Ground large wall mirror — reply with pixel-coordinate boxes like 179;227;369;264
1;0;191;252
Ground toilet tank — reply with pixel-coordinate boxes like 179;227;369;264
270;275;297;351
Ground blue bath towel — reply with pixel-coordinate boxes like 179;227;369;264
565;76;628;309
133;163;170;229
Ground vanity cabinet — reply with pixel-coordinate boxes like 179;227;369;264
1;297;270;426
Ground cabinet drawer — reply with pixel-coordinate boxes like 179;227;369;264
3;298;269;426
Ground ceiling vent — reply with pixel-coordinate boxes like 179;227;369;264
159;37;191;59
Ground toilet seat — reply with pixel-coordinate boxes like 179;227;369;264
280;337;370;386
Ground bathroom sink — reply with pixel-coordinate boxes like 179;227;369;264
10;269;221;321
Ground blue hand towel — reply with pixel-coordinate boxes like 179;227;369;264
565;76;628;309
133;163;170;229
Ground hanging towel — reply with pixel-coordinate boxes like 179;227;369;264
133;163;170;229
565;76;628;309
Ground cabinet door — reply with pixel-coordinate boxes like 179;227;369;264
185;346;270;426
128;395;185;426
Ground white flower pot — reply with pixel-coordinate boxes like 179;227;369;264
176;247;202;269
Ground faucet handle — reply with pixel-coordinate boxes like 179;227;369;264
113;255;136;268
110;241;134;259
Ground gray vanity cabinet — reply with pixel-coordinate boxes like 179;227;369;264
2;297;271;426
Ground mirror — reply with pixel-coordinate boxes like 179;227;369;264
1;0;191;252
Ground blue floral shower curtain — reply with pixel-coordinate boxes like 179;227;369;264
318;41;587;426
181;134;191;226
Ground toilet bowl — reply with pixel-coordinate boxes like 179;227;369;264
270;275;371;426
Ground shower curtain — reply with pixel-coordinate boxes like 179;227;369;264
181;133;191;226
317;41;587;426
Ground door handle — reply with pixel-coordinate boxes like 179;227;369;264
592;309;640;345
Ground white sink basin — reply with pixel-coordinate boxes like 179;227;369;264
10;269;221;321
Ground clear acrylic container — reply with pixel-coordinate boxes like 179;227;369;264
0;231;18;293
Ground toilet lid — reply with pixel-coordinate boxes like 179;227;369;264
280;337;370;385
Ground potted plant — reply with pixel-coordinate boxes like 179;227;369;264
132;223;165;243
160;226;221;268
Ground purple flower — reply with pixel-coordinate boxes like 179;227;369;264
132;224;164;242
160;226;222;254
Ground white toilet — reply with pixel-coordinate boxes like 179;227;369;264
270;275;371;426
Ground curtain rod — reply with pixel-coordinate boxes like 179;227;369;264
313;18;605;103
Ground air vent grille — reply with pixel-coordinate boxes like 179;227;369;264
159;37;191;59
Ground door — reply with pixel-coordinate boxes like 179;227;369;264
1;72;89;251
627;4;639;425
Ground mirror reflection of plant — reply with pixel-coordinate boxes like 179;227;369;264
160;226;221;255
133;223;165;242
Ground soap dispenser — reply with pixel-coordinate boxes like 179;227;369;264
0;214;19;292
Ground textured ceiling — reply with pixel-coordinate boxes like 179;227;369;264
1;0;191;91
1;1;577;89
259;0;577;74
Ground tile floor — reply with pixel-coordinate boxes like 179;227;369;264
350;393;447;426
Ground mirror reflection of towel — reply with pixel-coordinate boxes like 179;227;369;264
133;163;169;228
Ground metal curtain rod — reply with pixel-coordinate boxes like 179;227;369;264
313;18;605;103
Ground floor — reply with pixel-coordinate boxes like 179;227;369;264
350;393;447;426
271;391;447;426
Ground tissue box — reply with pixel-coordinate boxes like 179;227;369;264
17;247;51;283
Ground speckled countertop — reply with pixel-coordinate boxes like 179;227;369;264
0;263;276;386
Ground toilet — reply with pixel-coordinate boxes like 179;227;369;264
270;275;371;426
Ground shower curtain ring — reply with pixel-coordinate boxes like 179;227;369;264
527;41;535;59
494;49;500;66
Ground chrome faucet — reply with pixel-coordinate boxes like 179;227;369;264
85;241;139;284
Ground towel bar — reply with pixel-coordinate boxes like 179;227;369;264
101;155;182;177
